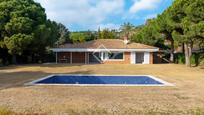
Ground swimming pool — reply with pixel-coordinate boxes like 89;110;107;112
28;74;173;86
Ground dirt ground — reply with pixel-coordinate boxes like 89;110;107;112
0;64;204;114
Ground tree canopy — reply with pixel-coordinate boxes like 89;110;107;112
168;0;204;66
131;0;204;66
131;19;163;47
0;0;203;66
120;22;135;39
0;0;70;64
70;31;96;43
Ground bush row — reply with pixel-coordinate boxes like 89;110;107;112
175;52;204;68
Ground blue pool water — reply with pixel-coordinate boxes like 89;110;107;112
34;75;164;85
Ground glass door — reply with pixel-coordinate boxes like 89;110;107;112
136;52;144;64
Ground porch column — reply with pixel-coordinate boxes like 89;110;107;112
149;52;153;64
56;52;58;64
130;52;135;64
101;52;104;60
70;52;72;64
85;52;87;64
87;52;89;64
85;52;89;64
143;52;150;64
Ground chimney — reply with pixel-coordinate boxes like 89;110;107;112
123;36;129;45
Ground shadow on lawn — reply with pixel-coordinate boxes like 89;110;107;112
0;70;92;90
39;63;87;67
0;63;87;70
0;65;26;70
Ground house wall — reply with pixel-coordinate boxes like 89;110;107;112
57;52;86;63
143;52;150;64
103;52;131;64
153;52;170;64
130;52;154;64
72;52;85;63
57;52;154;64
57;52;71;63
149;52;153;64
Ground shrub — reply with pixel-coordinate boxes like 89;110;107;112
198;53;204;62
198;53;204;69
200;60;204;69
0;59;2;66
190;53;199;66
178;55;185;64
175;53;185;64
175;53;204;67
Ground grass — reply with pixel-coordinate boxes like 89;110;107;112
0;64;204;114
55;109;204;115
0;107;17;115
0;107;204;115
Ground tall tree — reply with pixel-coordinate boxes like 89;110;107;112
30;20;59;60
84;30;97;41
131;19;163;46
98;29;117;39
56;23;70;45
169;0;204;66
4;34;33;63
0;0;46;64
97;27;102;39
120;22;135;39
156;10;175;62
70;32;86;43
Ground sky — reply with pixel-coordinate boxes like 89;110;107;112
34;0;173;31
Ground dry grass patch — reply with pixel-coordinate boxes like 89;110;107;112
0;64;204;114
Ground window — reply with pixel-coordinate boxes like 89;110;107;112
108;52;124;59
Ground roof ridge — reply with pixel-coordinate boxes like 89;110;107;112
57;39;158;49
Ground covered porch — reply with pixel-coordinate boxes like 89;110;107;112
54;51;154;64
55;51;126;64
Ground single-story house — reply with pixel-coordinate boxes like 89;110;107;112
51;39;159;64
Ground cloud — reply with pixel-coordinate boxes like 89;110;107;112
97;23;120;30
129;0;161;13
143;14;157;20
34;0;171;31
79;23;120;31
34;0;124;30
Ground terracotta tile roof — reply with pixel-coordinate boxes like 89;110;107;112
57;39;158;49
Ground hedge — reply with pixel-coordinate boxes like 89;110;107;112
175;52;204;67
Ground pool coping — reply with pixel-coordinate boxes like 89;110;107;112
25;74;175;87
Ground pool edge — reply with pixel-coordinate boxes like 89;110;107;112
25;74;175;87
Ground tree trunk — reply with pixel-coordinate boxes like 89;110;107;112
189;42;193;58
182;43;185;53
189;42;193;67
12;54;17;64
169;40;174;63
184;43;190;67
